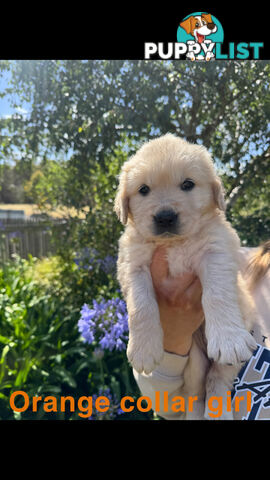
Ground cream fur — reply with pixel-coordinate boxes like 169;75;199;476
114;134;258;419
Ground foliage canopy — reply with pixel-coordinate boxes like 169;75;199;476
0;60;269;248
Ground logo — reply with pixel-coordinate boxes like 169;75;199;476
177;12;223;61
144;12;263;60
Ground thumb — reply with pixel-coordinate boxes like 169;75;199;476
150;246;169;288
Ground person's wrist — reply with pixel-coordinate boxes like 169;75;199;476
164;335;192;356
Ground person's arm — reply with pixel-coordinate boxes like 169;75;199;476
133;351;190;420
133;246;204;419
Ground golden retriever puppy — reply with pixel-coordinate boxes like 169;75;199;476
114;134;257;419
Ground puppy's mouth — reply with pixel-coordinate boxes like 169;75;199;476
195;25;217;43
195;31;205;44
153;230;179;238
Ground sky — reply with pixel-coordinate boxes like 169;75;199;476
0;70;29;120
0;68;73;162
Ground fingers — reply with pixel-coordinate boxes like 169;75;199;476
150;247;202;310
163;273;197;299
185;277;203;306
150;247;169;289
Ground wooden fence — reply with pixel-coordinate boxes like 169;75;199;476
0;217;67;263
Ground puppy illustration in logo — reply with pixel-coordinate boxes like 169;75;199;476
180;13;218;61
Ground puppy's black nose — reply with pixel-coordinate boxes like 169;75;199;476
207;22;215;30
154;210;178;231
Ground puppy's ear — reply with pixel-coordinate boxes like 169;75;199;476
180;16;194;34
114;171;129;225
201;13;212;24
212;178;226;211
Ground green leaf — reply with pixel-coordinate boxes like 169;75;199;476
53;366;77;389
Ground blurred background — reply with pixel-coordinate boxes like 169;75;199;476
0;60;269;420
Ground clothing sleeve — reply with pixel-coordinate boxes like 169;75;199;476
133;351;189;420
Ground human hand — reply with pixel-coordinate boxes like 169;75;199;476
150;246;204;355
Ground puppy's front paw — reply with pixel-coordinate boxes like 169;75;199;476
207;325;257;365
127;333;164;374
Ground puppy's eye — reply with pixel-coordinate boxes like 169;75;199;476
138;184;150;196
195;22;199;27
180;179;195;191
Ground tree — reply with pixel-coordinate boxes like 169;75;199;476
0;60;269;249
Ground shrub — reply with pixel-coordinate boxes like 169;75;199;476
0;253;153;420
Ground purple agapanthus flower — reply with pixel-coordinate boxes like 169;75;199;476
101;255;117;274
78;297;129;352
74;248;117;274
88;387;124;420
74;247;97;271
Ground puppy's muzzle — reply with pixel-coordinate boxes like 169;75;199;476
153;209;179;235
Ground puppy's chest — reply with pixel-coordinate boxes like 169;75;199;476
166;245;203;277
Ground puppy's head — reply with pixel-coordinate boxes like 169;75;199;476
114;134;225;241
180;14;217;43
